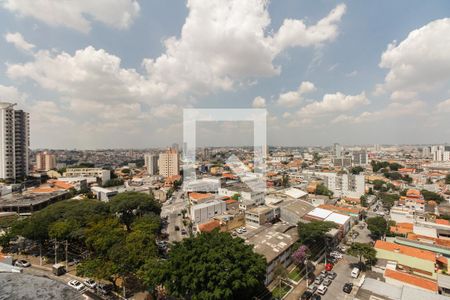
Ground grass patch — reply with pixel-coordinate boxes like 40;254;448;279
271;282;292;300
287;266;303;282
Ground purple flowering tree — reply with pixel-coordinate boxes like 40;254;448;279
291;245;309;266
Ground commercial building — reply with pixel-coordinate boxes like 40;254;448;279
244;223;298;284
144;154;159;175
63;168;110;183
190;200;226;224
36;152;56;171
158;148;179;177
245;205;276;226
0;102;30;180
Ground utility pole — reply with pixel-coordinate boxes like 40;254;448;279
65;240;68;270
54;239;58;264
39;243;42;266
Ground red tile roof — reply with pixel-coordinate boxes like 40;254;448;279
198;220;220;232
384;269;438;292
375;240;436;262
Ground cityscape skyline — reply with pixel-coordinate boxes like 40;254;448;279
1;1;450;149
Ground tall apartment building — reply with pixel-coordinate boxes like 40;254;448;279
333;143;344;158
325;173;365;198
144;154;159;175
0;103;29;180
352;150;368;166
158;148;179;177
431;145;450;162
36;152;57;171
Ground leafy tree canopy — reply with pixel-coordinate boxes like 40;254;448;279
108;192;161;231
347;242;377;267
297;221;336;247
141;230;267;300
367;217;388;240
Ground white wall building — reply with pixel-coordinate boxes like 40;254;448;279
191;200;226;224
144;154;159;175
304;171;365;198
63;168;110;183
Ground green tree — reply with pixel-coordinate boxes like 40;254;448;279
360;195;368;207
141;230;267;300
297;221;336;249
421;189;445;203
347;242;377;267
351;166;364;175
109;192;161;231
378;193;399;209
315;183;333;197
367;216;388;240
446;174;450;184
103;178;124;187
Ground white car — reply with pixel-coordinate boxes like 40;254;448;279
83;278;97;289
14;260;31;268
317;284;328;295
68;280;84;291
351;267;360;278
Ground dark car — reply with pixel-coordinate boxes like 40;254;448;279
343;283;353;294
311;295;321;300
300;291;313;300
175;225;180;231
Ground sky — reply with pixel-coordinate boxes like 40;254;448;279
1;0;450;149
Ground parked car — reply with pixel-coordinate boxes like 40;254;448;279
83;279;97;289
313;276;323;285
68;280;84;291
327;271;337;280
306;285;317;294
96;282;113;295
14;260;31;268
325;263;334;271
351;267;360;278
320;270;327;277
343;283;353;293
323;279;332;286
300;291;313;300
181;229;187;235
317;284;328;295
175;225;180;231
311;295;321;300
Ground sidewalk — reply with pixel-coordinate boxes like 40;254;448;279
285;263;325;300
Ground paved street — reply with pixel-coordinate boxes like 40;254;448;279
320;254;360;300
161;190;188;243
349;221;373;244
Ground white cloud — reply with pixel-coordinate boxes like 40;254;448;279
436;99;450;113
7;46;163;104
4;32;35;52
6;2;346;124
378;18;450;96
298;91;369;117
390;90;417;101
332;100;426;124
142;1;345;97
2;0;140;33
252;96;266;108
0;84;27;103
271;3;346;51
276;81;316;107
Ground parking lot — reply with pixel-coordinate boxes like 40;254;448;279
320;254;360;300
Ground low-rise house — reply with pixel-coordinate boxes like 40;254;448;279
374;240;438;280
